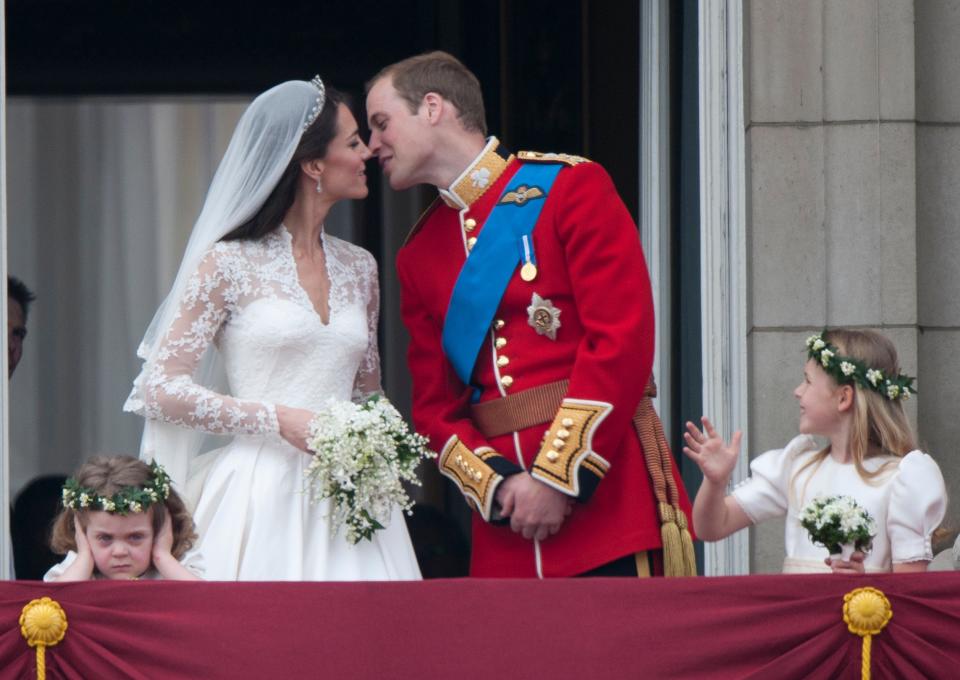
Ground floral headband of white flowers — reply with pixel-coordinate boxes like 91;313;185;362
61;460;172;515
805;332;915;401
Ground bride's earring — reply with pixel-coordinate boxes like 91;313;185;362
316;176;323;194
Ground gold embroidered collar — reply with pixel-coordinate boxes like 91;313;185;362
439;137;515;209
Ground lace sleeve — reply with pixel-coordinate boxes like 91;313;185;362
352;250;383;401
138;246;280;435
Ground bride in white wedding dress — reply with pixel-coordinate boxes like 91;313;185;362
124;77;421;580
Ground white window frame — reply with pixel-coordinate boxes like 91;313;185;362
699;0;749;576
639;0;673;436
641;0;749;576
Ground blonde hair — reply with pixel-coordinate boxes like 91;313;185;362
50;455;197;560
794;329;917;490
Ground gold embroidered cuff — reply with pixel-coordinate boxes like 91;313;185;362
530;398;613;498
438;436;503;522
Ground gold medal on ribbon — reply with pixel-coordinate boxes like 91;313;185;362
520;262;538;282
519;234;538;282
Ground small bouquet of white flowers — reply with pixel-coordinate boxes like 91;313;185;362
798;495;877;560
303;395;435;544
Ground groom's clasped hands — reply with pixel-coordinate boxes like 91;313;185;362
495;474;574;542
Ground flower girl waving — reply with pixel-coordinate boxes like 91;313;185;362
683;329;947;574
46;456;203;581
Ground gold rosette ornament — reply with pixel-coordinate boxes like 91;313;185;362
842;587;892;680
20;597;68;680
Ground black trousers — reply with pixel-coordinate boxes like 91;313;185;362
577;551;658;577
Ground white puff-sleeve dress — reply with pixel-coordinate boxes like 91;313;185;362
44;547;206;581
731;435;947;573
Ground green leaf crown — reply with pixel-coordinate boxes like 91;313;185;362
805;331;915;401
61;460;172;515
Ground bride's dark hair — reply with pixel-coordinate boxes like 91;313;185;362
221;85;346;242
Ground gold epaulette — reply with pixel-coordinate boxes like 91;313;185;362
402;196;442;247
530;398;612;497
438;436;504;522
517;150;592;167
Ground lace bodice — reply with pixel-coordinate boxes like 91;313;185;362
127;227;382;435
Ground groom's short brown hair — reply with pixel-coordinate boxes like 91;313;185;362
367;51;487;135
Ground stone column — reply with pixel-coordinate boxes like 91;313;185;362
745;0;921;572
916;0;960;540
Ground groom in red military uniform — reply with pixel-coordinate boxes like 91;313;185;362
366;51;695;577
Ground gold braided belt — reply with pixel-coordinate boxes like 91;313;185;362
470;378;697;577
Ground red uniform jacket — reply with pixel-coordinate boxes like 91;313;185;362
397;140;692;577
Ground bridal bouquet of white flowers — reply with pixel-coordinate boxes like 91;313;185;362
303;395;435;544
799;495;877;560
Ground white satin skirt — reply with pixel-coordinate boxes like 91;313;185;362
187;435;422;581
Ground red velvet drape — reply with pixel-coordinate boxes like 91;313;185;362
2;573;958;679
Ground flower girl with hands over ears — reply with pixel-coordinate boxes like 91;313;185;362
683;329;947;574
46;456;203;581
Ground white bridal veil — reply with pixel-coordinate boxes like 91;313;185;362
124;78;326;491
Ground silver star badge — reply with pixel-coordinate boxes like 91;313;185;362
527;293;561;340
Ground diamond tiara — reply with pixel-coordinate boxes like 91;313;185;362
304;75;327;130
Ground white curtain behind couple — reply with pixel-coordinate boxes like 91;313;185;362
5;97;368;497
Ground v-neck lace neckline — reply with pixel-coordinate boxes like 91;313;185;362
279;224;332;326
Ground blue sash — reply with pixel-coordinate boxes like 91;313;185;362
441;162;563;394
